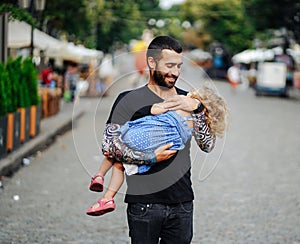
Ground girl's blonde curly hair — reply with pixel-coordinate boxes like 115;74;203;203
189;84;228;138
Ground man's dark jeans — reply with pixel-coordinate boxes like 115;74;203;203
127;201;193;244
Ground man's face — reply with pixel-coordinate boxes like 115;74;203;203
153;49;183;89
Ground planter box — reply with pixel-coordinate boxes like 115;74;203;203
18;107;30;144
25;107;30;141
6;111;21;152
18;108;26;143
6;113;14;152
0;115;8;158
29;104;41;138
13;111;21;150
36;103;41;136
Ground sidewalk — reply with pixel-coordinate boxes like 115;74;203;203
0;101;85;177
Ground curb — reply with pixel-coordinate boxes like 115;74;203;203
0;108;85;177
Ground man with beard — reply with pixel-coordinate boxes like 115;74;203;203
88;36;216;243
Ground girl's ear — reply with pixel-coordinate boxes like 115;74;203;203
148;57;156;69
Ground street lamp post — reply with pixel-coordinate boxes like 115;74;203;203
18;0;46;57
0;12;8;64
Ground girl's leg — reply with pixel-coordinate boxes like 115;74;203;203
86;162;124;216
98;157;114;176
103;162;124;199
89;157;113;192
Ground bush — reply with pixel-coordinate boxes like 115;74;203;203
2;61;13;113
22;57;40;106
6;57;21;112
0;56;40;116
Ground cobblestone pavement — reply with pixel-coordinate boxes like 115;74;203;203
1;55;300;243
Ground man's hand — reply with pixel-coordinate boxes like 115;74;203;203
103;151;114;159
154;143;177;162
151;102;168;115
163;95;199;112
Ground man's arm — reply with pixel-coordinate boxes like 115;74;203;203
102;123;155;165
102;123;176;165
191;110;216;153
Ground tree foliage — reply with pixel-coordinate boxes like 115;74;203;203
243;0;300;43
244;0;299;31
180;0;255;53
5;0;299;55
43;0;91;43
94;0;152;52
0;3;37;26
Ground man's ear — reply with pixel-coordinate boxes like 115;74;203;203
148;57;156;69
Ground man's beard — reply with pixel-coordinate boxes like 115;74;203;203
153;70;178;89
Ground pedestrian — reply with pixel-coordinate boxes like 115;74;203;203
86;83;228;215
64;62;79;102
131;38;148;87
41;62;54;86
87;36;225;243
227;63;241;90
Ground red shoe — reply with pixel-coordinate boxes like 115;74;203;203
86;198;116;216
89;173;104;192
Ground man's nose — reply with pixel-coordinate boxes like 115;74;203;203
171;66;180;77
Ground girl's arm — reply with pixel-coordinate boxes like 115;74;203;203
102;123;156;165
192;109;216;153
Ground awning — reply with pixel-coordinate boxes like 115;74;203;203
53;42;103;63
232;48;283;64
8;20;61;54
8;20;103;63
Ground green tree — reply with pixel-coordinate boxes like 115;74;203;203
243;0;300;43
43;0;92;44
135;0;161;22
95;0;144;53
180;0;255;53
4;0;164;52
0;2;36;26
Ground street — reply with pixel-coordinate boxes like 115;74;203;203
1;53;300;243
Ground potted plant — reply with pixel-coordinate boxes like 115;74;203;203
0;63;8;158
22;58;41;138
5;58;21;151
14;57;31;143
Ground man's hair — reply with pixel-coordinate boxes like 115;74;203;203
146;36;182;63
